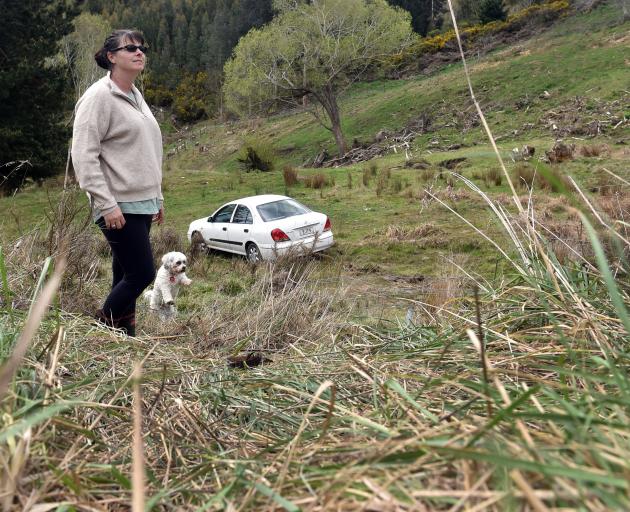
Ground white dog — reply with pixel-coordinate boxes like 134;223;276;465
144;251;192;319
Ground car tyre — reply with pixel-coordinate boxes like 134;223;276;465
246;242;262;264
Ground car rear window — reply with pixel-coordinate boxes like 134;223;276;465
256;199;310;222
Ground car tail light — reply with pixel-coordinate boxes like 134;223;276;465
271;228;290;242
323;217;331;232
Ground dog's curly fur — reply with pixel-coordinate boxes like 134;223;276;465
144;251;192;319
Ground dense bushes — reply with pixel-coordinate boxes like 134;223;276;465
146;71;215;123
479;0;508;24
172;72;214;123
391;0;570;70
236;138;275;172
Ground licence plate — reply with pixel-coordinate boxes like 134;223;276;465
298;226;315;237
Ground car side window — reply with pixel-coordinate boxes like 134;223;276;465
232;205;253;224
213;204;236;223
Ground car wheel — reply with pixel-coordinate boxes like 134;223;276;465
246;242;262;263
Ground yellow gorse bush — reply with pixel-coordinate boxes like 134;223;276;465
396;0;570;67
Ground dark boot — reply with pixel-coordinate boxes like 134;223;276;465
117;312;136;337
94;309;135;336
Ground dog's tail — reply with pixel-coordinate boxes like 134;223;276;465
143;290;153;302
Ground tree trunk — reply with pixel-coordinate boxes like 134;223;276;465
320;85;347;156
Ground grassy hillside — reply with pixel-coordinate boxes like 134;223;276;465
0;3;629;510
3;4;626;279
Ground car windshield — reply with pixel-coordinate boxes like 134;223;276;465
256;199;310;222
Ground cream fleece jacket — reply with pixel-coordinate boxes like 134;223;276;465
71;74;163;216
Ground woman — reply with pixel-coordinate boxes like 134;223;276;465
71;30;163;336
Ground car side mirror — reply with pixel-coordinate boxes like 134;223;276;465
207;216;214;222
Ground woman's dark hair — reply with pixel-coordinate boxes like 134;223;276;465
94;29;145;70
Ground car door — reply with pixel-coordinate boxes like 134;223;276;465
229;204;254;254
202;204;236;251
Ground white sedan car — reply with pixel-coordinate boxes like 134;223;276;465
187;194;334;262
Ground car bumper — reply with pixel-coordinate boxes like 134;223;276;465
259;232;334;260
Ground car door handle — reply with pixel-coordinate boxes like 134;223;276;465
244;229;249;233
222;227;227;231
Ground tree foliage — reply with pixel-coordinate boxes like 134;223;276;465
386;0;444;35
61;12;111;100
84;0;275;111
479;0;508;24
223;0;413;156
0;0;76;190
173;72;214;123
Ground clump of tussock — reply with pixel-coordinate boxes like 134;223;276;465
303;172;328;189
483;167;502;187
596;193;630;222
511;162;571;192
385;223;446;244
184;259;349;351
418;167;437;183
579;143;609;157
1;191;105;312
422;186;472;203
592;170;623;196
282;165;299;187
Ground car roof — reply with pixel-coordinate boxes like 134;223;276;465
228;194;291;208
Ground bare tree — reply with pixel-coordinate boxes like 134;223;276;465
60;13;110;188
61;13;111;101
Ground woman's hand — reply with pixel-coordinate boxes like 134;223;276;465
104;207;126;229
153;206;164;225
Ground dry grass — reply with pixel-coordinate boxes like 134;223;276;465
362;167;371;187
384;223;447;245
283;165;299;187
483;167;502;187
579;143;609;157
304;172;327;189
511;162;571;192
2;176;630;511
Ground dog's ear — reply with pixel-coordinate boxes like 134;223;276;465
162;253;172;268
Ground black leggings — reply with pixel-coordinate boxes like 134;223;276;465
97;214;156;321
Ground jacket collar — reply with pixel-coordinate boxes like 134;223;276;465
105;72;141;108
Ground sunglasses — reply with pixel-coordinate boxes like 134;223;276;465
112;44;148;54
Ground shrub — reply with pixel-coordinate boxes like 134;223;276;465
304;173;327;189
172;72;214;123
580;144;608;157
362;167;371;187
512;163;569;192
391;175;403;193
394;1;569;69
483;167;503;187
283;165;299;187
419;168;437;182
144;84;174;107
237;137;276;172
221;277;244;296
376;171;389;197
593;172;622;196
